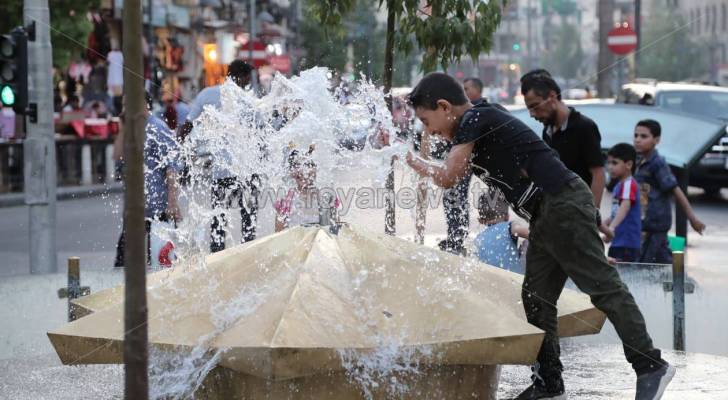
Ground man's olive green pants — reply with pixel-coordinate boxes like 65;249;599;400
524;178;662;389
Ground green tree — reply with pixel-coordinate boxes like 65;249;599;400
638;2;707;81
308;0;505;81
1;1;99;70
543;22;583;81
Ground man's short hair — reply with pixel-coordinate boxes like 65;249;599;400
408;72;468;110
520;69;562;101
636;119;661;137
608;143;637;173
464;77;484;91
478;190;509;222
227;60;253;81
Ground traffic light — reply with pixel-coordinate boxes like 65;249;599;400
512;42;521;52
0;27;29;114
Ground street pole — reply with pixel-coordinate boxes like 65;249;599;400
634;0;641;78
526;0;533;71
597;0;614;97
23;0;57;274
249;0;258;93
123;0;149;398
383;0;396;235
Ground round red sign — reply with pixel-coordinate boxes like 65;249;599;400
607;26;638;55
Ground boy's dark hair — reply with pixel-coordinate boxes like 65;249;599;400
228;60;253;81
636;119;661;137
608;143;637;173
408;72;468;110
478;190;509;222
520;69;562;101
464;77;484;91
287;147;316;172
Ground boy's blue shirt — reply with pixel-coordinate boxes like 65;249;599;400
634;149;678;233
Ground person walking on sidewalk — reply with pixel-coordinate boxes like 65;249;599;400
405;72;674;400
114;94;182;267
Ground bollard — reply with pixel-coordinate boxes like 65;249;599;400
57;257;91;321
672;251;685;351
81;144;92;185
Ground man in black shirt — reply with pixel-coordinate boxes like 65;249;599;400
520;69;606;211
405;73;673;400
463;77;486;105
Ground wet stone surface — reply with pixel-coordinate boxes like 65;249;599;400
2;343;727;399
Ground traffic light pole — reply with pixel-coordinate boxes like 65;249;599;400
23;0;57;274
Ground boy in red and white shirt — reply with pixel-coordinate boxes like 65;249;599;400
603;143;642;262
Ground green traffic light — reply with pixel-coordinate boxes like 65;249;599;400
1;85;15;106
512;43;521;51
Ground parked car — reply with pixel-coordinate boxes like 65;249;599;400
618;81;728;195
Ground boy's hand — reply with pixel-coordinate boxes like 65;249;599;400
690;217;706;235
601;225;614;243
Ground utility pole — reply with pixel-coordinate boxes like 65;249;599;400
383;0;395;235
249;0;258;93
634;0;641;78
597;0;615;97
23;0;57;274
526;0;533;71
123;0;149;398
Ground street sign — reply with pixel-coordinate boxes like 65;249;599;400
607;25;638;55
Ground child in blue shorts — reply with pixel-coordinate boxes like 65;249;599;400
604;143;641;262
473;190;529;273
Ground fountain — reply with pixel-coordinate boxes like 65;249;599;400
47;68;606;399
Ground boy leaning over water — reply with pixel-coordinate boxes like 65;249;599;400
404;72;673;400
633;119;705;264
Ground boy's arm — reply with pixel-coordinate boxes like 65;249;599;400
672;186;706;234
608;199;631;232
510;222;529;239
406;142;473;189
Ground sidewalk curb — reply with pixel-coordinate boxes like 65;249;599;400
0;183;123;208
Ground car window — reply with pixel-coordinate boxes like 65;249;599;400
657;91;728;120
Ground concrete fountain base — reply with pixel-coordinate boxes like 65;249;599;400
196;364;500;400
4;344;728;399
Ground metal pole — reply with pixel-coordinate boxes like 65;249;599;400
24;0;57;274
634;0;641;77
123;0;149;397
249;0;258;93
383;0;396;235
672;251;685;351
597;0;615;97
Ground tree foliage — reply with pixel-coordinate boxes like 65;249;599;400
0;1;99;70
307;0;505;73
638;2;707;81
300;0;418;86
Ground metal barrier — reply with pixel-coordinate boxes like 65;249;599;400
616;251;690;352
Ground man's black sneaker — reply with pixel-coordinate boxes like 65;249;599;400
636;363;675;400
513;382;566;400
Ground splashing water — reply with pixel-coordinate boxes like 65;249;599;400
144;67;425;398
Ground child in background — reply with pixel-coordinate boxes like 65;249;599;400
473;190;529;273
274;147;338;232
633;119;706;264
603;143;641;262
